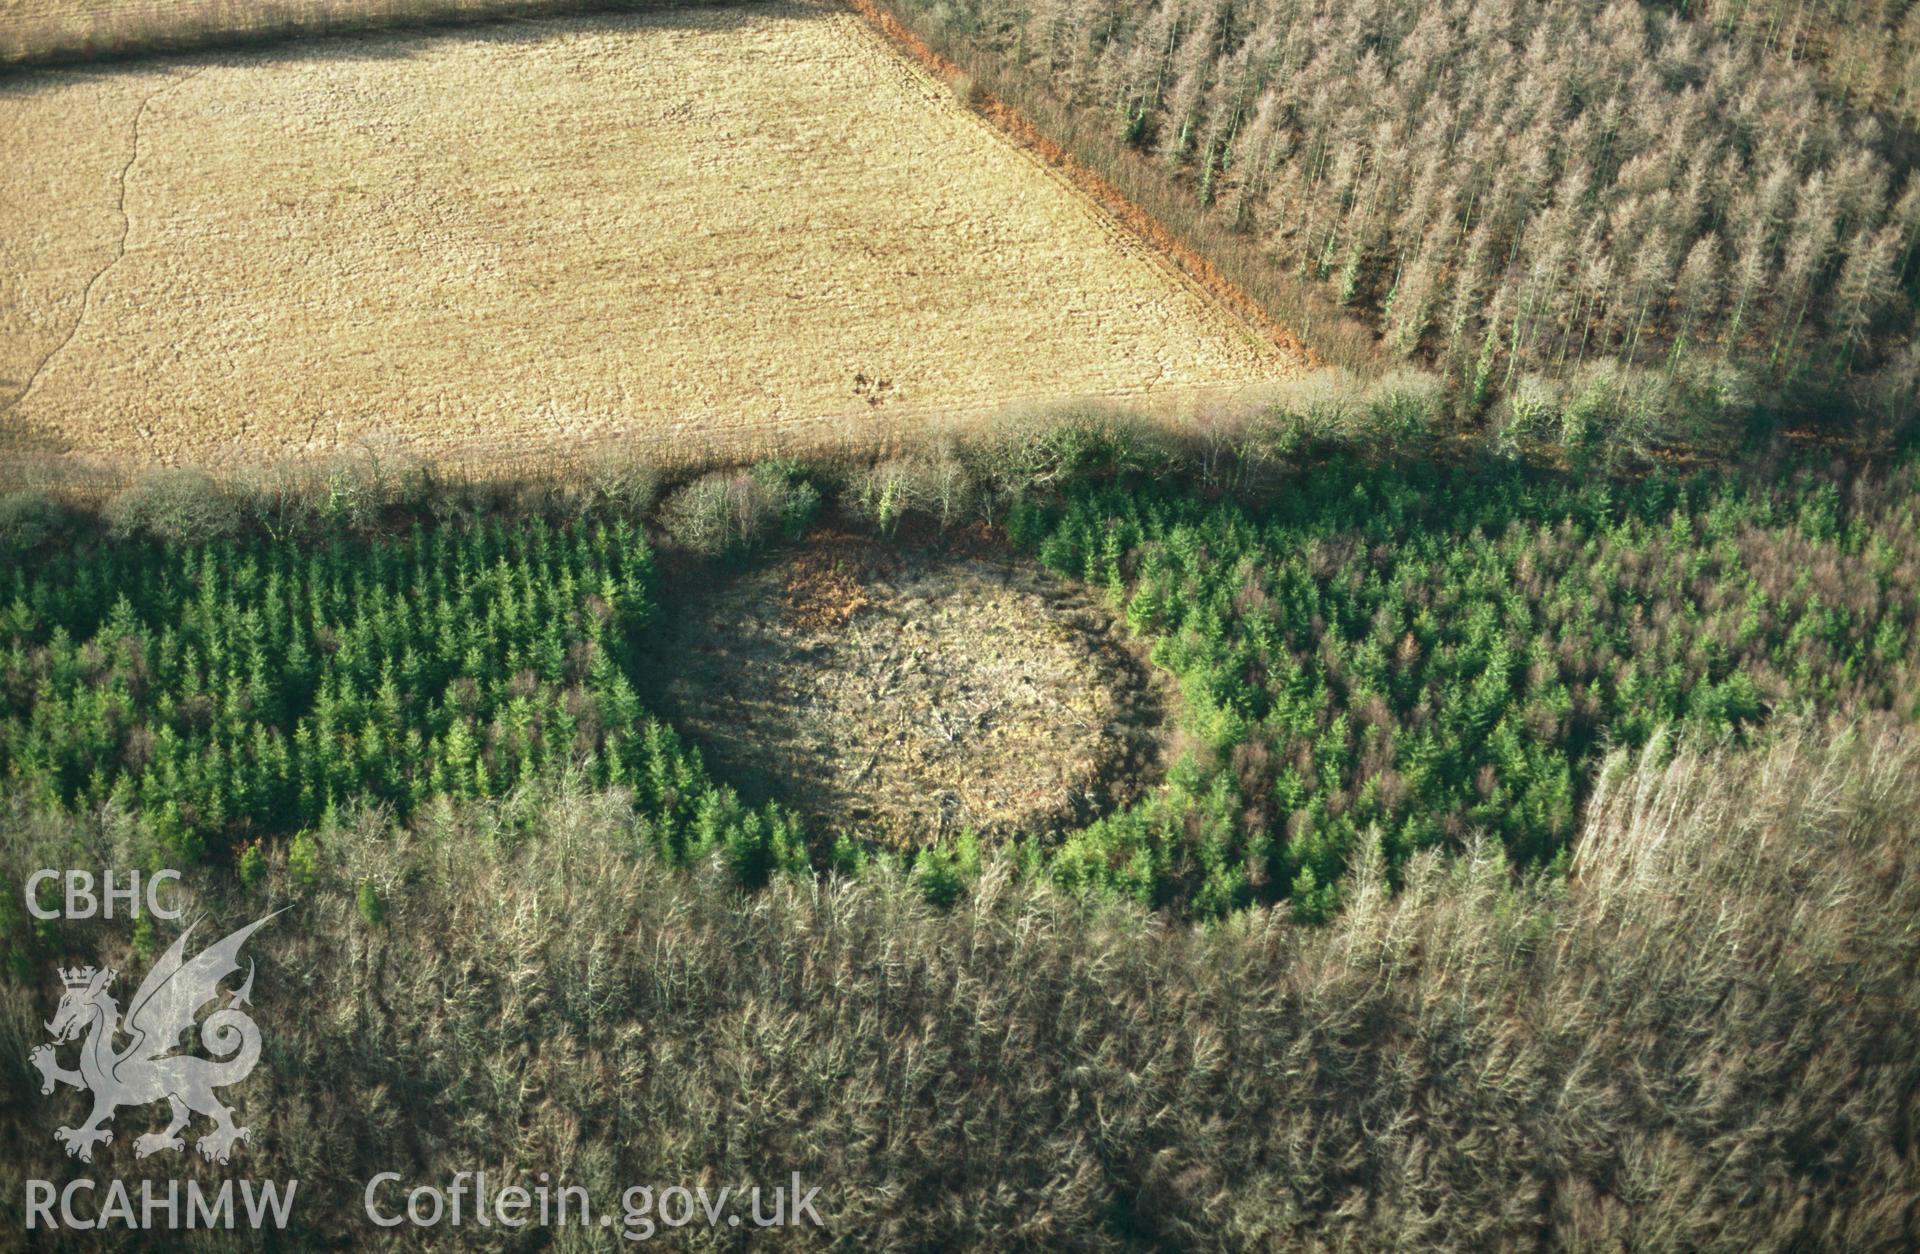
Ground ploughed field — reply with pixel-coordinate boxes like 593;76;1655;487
0;1;1299;473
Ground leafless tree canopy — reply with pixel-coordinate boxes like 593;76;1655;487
4;716;1916;1246
887;0;1920;412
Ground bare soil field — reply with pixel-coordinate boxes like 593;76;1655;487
0;2;1302;476
649;535;1168;846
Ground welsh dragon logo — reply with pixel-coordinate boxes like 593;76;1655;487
29;911;281;1165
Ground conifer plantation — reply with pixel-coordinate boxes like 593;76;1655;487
0;519;806;880
5;446;1915;916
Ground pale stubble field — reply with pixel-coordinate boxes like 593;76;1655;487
0;1;1304;474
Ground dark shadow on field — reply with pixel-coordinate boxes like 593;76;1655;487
0;405;67;454
0;425;129;497
0;0;819;85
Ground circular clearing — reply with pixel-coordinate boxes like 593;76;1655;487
650;536;1167;848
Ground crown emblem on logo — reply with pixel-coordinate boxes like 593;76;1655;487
59;965;108;989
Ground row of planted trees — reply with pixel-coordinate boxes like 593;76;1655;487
880;0;1920;426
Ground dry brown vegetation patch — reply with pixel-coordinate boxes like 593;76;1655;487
775;534;876;631
650;537;1167;847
